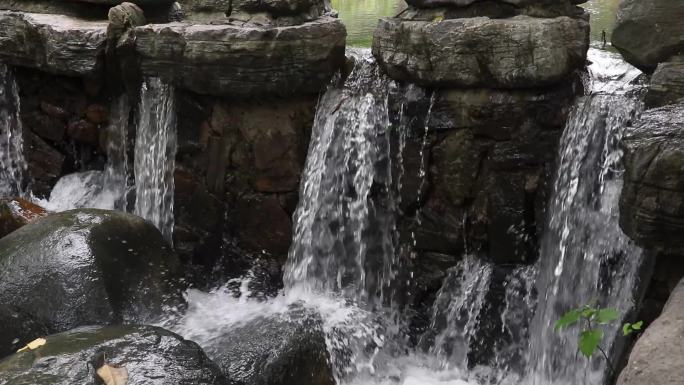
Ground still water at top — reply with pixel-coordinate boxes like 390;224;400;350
332;0;621;47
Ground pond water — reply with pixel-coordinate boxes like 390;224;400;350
332;0;621;47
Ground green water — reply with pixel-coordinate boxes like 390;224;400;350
332;0;621;47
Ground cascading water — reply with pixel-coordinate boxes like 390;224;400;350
525;48;647;385
134;78;177;243
0;64;27;197
164;48;649;385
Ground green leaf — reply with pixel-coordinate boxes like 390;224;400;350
623;323;633;336
596;308;619;324
581;307;597;319
632;321;643;330
555;309;581;331
579;329;604;358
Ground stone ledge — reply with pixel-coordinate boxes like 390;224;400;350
620;103;684;252
0;11;108;77
372;15;588;88
128;16;346;96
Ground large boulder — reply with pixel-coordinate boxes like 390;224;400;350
612;0;684;72
617;278;684;385
645;56;684;109
0;325;230;385
184;310;334;385
125;16;346;96
372;15;588;88
0;11;108;77
620;103;684;253
0;209;184;357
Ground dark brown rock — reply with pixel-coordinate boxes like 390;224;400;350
84;103;108;125
0;197;48;238
234;196;292;258
24;133;64;197
67;119;99;145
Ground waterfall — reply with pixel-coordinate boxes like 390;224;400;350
134;78;177;243
0;64;27;197
284;49;404;310
525;49;647;385
103;94;130;211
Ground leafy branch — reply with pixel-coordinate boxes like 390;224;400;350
555;304;643;376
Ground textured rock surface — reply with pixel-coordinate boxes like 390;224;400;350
617;277;684;385
612;0;684;72
0;197;48;239
620;103;684;253
127;16;346;96
645;56;684;109
0;325;230;384
0;209;184;353
372;15;588;88
198;312;334;385
0;11;108;77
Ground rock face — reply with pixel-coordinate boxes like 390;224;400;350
645;56;684;109
196;312;334;385
0;11;108;77
620;103;684;253
612;0;684;72
372;16;588;88
0;209;184;356
0;197;48;238
0;325;230;385
127;16;346;96
617;277;684;385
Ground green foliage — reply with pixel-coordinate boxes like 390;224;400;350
555;303;644;369
622;320;644;336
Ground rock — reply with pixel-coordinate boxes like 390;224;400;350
0;325;230;384
75;0;172;5
108;2;147;32
612;0;684;72
404;0;581;7
620;103;684;253
233;196;293;257
0;305;50;359
0;0;109;18
84;103;108;124
616;277;684;385
39;101;70;120
0;11;108;77
22;110;67;142
126;16;346;96
372;15;588;88
24;133;65;197
0;209;185;350
67;119;99;145
195;311;334;385
645;56;684;109
0;197;48;239
398;1;584;19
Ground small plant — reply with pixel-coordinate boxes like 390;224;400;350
555;303;643;375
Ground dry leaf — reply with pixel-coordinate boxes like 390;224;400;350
16;338;46;353
97;363;129;385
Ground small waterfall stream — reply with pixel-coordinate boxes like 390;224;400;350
134;78;177;243
0;64;27;197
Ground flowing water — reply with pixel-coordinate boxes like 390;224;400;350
134;78;177;243
164;47;647;385
0;64;27;197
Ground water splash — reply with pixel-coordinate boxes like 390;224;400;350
134;78;177;243
103;94;130;211
0;64;27;197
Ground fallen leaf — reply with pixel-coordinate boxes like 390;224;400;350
16;338;46;353
97;363;129;385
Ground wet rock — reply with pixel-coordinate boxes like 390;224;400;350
75;0;173;5
199;311;334;385
0;325;229;384
0;197;48;239
372;15;588;88
616;277;684;385
0;209;185;354
23;110;67;142
405;0;583;7
0;305;50;359
612;0;684;72
67;119;99;145
620;103;684;253
645;56;684;109
108;2;147;32
39;101;70;121
233;196;293;257
24;133;65;197
0;11;108;77
84;103;108;125
127;16;346;96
